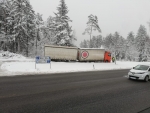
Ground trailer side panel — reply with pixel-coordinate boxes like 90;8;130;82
78;48;105;61
44;45;78;61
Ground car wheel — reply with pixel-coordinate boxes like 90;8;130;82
144;75;149;82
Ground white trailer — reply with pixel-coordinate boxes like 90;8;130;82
44;45;78;61
78;48;105;61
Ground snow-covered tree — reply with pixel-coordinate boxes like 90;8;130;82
116;36;126;60
0;0;6;47
144;36;150;61
0;0;15;51
80;41;84;48
69;29;77;46
25;1;36;57
11;0;36;56
80;39;89;48
91;35;102;48
35;13;43;40
83;14;101;48
110;32;120;57
135;25;148;61
34;13;44;56
125;32;137;61
90;36;96;48
104;32;125;60
103;33;113;49
52;0;76;46
43;16;56;43
127;32;134;44
0;1;6;35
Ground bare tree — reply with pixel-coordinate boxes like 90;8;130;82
83;14;101;48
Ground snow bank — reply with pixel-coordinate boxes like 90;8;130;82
1;61;150;76
0;51;34;61
1;50;150;76
0;50;26;59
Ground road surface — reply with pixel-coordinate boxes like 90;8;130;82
0;69;150;113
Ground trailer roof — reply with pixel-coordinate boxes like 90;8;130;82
45;45;79;49
44;45;108;51
80;48;105;50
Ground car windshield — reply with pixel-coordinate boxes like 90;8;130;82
134;65;149;70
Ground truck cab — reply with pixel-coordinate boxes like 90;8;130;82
104;51;111;62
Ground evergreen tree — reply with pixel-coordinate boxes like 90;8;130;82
11;0;36;56
135;25;148;61
0;0;14;51
117;36;125;60
125;32;137;61
91;36;96;48
53;0;75;46
91;35;102;48
108;32;125;60
25;1;36;57
80;39;89;48
103;33;113;49
69;29;77;46
0;1;5;35
144;36;150;61
111;32;119;58
83;40;89;48
0;0;6;50
80;41;84;48
44;16;56;43
57;0;68;17
127;32;134;45
34;13;44;56
35;13;43;41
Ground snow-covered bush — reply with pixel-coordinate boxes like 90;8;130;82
0;50;26;59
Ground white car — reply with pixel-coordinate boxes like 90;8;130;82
128;64;150;82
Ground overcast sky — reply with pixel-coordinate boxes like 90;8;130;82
30;0;150;46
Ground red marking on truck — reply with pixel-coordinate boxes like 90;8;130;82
82;51;89;59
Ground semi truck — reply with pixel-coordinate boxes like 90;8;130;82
44;45;111;62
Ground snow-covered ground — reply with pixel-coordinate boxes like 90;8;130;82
0;51;150;76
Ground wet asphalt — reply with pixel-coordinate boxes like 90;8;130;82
0;69;150;113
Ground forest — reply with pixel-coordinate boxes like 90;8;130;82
0;0;150;62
